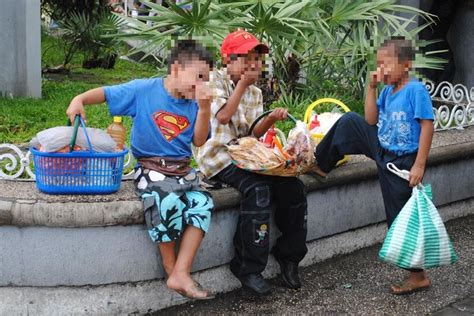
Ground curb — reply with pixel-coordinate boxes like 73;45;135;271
1;135;474;228
1;198;472;314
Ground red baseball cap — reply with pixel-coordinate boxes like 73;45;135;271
221;30;269;57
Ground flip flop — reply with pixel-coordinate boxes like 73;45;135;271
174;281;215;300
193;281;216;299
390;281;430;295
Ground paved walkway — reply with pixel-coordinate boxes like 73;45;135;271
433;296;474;315
160;215;473;315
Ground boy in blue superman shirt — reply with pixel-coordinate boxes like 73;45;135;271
66;40;215;300
313;37;434;295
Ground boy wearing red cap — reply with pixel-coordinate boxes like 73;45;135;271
194;30;308;295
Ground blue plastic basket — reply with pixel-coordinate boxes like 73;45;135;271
31;116;128;195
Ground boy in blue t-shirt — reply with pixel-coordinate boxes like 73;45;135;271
313;37;434;295
66;40;215;300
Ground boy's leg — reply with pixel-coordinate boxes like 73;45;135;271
166;226;211;299
167;190;213;299
272;176;308;289
315;112;380;173
377;153;417;228
376;153;430;293
215;164;273;294
158;242;177;277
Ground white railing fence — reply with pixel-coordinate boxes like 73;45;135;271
425;80;474;131
1;80;472;181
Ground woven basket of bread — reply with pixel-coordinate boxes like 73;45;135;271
227;111;315;177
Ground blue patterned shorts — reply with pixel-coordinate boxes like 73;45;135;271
135;167;213;243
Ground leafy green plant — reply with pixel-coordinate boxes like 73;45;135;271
42;0;124;69
57;10;125;69
115;0;442;108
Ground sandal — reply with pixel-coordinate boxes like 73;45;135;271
174;281;215;300
390;281;430;295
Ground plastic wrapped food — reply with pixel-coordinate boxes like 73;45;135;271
285;120;316;168
309;112;342;135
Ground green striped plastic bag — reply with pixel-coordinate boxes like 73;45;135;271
378;163;458;269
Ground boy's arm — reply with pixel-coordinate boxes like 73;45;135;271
252;108;288;138
66;87;105;123
193;83;212;147
409;119;434;187
365;71;380;125
215;75;256;124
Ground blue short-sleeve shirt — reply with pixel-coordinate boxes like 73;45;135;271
104;78;198;159
376;79;434;155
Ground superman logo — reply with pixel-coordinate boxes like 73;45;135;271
152;111;190;142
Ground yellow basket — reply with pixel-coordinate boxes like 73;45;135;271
304;98;351;166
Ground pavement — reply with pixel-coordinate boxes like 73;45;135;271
159;215;473;315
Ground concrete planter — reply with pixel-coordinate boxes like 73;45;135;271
0;128;473;313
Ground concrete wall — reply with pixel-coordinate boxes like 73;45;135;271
401;0;474;88
0;0;41;98
1;157;473;287
448;1;474;88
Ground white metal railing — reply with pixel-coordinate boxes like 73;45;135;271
425;80;474;131
1;80;473;181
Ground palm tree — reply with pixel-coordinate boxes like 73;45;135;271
115;0;442;103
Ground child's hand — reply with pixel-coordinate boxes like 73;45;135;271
66;97;86;123
268;108;288;122
240;70;259;87
369;68;383;88
409;165;424;187
195;82;212;110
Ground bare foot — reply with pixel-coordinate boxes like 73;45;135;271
167;273;212;300
309;164;327;178
391;271;430;295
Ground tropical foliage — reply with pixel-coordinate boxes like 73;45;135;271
115;0;441;111
41;0;123;69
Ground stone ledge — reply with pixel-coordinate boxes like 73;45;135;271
0;128;473;228
0;222;390;313
1;209;472;313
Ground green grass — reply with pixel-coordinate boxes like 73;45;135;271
1;32;366;144
0;32;158;144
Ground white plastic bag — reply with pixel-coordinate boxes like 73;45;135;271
309;112;342;135
30;126;117;153
285;120;316;167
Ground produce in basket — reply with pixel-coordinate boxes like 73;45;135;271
30;115;127;194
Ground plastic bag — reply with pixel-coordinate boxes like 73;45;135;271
30;126;117;153
379;184;458;269
285;120;316;168
378;163;458;269
309;112;342;135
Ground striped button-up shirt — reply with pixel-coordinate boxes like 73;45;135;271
193;69;263;178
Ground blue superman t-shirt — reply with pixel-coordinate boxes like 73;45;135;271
376;79;434;155
104;78;198;159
